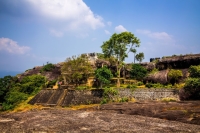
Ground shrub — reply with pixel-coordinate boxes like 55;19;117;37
130;64;147;81
183;78;200;100
100;98;108;104
168;69;183;84
189;65;200;78
20;75;45;94
2;90;28;110
119;97;129;102
161;97;178;102
40;63;55;72
137;81;144;86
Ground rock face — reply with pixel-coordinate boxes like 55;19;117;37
0;101;200;132
157;54;200;70
17;63;62;81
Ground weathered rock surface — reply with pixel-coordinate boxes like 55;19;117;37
1;101;200;132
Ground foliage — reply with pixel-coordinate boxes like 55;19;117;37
126;84;137;89
149;68;159;74
61;55;93;86
101;32;140;87
46;79;57;88
188;65;200;78
130;64;147;81
95;66;113;88
135;52;144;63
184;78;200;100
168;69;183;84
0;76;16;103
145;83;164;88
130;48;137;63
161;97;178;102
1;75;45;111
40;63;55;72
119;97;129;102
20;75;45;94
100;98;108;104
2;90;28;110
137;81;144;86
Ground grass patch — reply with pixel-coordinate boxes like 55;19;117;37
65;104;100;110
12;96;44;112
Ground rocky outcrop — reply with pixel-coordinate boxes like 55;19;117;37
157;54;200;70
17;63;62;81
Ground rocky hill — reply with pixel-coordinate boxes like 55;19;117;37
16;54;200;84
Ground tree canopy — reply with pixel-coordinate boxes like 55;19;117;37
135;52;144;63
101;32;140;87
61;55;93;86
95;66;113;88
130;64;147;81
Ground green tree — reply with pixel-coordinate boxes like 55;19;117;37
135;52;144;63
168;69;183;84
0;76;15;103
189;65;200;78
130;48;137;63
184;78;200;100
130;64;147;81
95;66;113;88
101;32;140;87
61;55;93;87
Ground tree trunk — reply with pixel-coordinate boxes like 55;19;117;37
100;82;103;89
117;67;121;88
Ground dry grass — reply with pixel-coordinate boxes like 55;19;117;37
12;97;44;112
66;104;100;110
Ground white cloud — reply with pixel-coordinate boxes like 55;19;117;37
136;29;172;41
26;0;104;30
115;25;127;33
0;37;30;54
104;30;111;35
49;29;63;37
107;21;112;26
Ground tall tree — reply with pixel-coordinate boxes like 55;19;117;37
135;52;144;63
61;55;93;87
101;32;140;87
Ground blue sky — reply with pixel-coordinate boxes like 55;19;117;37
0;0;200;73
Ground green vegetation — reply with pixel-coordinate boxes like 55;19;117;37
135;52;145;63
188;65;200;78
61;55;93;87
168;69;183;84
1;75;45;111
101;32;140;87
40;63;55;72
95;66;113;88
100;87;119;104
182;65;200;100
130;64;147;81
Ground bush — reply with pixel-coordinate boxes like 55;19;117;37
130;64;147;81
20;75;45;94
189;65;200;78
137;81;144;86
183;78;200;100
2;90;28;110
145;83;164;88
40;63;55;72
119;97;129;102
168;69;183;84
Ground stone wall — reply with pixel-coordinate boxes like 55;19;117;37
29;88;179;106
116;89;179;101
